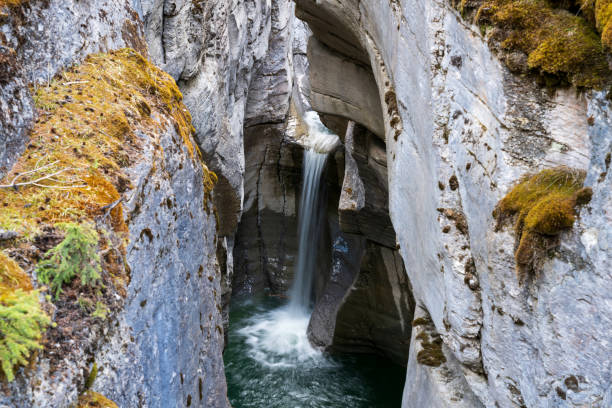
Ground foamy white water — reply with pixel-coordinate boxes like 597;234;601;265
237;306;327;369
301;111;340;154
234;111;339;380
288;112;339;314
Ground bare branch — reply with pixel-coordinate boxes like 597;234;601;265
0;165;83;190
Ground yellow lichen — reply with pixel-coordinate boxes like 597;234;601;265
0;252;32;292
77;391;118;408
0;0;25;8
493;167;592;283
595;0;612;48
475;0;611;88
0;48;198;238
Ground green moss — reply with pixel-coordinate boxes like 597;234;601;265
475;0;611;88
37;223;101;299
493;167;592;282
91;301;109;320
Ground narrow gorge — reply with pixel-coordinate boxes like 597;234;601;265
0;0;610;407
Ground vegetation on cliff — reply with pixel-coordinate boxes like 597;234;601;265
77;391;118;408
493;167;592;283
0;253;50;381
0;48;210;385
37;223;101;299
460;0;612;88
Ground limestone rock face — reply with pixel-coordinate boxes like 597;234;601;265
307;121;414;366
308;38;385;138
0;45;33;178
232;122;303;296
92;125;227;408
231;7;310;297
140;0;295;237
295;0;612;406
0;2;229;406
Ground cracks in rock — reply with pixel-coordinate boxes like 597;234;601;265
161;0;168;65
255;145;273;290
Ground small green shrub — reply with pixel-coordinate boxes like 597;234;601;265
0;289;51;381
493;167;592;283
37;223;101;299
91;301;109;320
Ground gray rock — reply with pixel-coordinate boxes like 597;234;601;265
308;37;385;138
93;125;228;408
140;0;295;237
295;0;612;406
233;122;303;296
0;45;33;179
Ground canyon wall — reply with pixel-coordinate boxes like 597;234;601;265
1;0;611;406
0;0;293;406
295;0;611;406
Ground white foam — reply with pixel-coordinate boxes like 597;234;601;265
237;306;330;369
302;111;340;154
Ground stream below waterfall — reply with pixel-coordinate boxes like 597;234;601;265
225;113;404;407
224;295;406;408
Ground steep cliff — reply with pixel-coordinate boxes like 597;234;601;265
0;0;265;405
295;0;612;406
1;0;611;406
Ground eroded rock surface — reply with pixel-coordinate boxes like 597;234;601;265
295;0;612;406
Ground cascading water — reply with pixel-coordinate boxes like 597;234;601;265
224;112;405;407
288;111;339;314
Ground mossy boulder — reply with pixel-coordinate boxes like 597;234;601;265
493;167;592;283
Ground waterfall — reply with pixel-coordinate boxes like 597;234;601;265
227;111;338;374
288;112;339;313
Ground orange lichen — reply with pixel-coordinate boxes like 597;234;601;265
0;252;32;293
0;0;25;8
0;48;197;237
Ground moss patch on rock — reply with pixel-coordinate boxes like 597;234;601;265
470;0;612;88
493;166;592;283
0;48;199;237
413;314;447;367
0;47;212;384
77;390;118;408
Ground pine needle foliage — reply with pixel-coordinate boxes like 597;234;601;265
37;223;101;299
0;289;51;381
